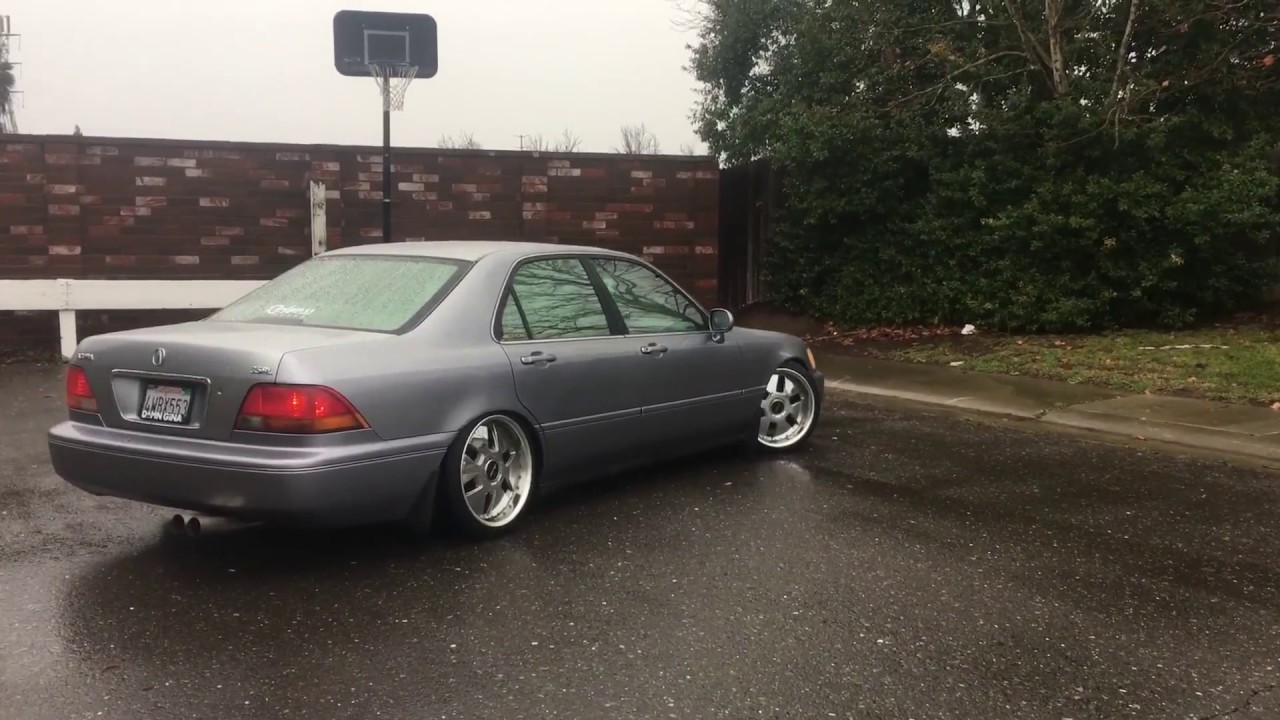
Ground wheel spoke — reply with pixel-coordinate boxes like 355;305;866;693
464;485;490;517
488;489;513;519
772;373;785;393
461;453;483;479
758;414;772;438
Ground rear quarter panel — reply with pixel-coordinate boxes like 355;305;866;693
276;337;518;442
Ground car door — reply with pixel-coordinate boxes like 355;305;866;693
587;256;754;451
497;255;646;483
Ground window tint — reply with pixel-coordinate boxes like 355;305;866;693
506;258;612;340
590;258;707;334
208;255;466;333
498;290;531;341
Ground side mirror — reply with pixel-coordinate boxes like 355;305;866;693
709;308;735;334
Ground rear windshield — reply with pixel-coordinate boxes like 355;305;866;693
208;255;468;333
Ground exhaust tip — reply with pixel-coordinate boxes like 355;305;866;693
185;516;202;537
165;514;186;535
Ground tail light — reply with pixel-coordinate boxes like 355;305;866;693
235;384;368;434
66;365;99;412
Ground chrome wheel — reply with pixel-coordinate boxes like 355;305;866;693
459;415;534;528
757;367;816;449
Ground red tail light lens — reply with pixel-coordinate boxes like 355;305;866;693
66;365;99;412
235;384;368;434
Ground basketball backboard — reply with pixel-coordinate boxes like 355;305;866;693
333;10;438;78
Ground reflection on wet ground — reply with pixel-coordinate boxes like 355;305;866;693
2;363;1279;719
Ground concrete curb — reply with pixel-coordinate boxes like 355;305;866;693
826;378;1046;420
825;375;1280;465
1042;408;1280;464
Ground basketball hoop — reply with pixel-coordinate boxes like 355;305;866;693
369;62;418;112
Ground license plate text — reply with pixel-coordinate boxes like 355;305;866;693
140;385;192;424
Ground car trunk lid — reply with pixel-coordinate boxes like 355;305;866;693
75;320;374;441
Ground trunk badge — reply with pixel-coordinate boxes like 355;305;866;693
151;348;166;367
249;366;271;375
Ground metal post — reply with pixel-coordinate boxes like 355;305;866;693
382;104;392;242
309;180;328;256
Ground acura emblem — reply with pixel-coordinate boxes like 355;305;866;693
151;348;166;367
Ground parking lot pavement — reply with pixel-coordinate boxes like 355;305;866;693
2;363;1279;720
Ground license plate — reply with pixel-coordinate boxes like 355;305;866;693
139;384;194;424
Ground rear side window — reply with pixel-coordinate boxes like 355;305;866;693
208;255;467;333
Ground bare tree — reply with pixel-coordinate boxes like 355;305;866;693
553;128;583;153
523;133;551;152
667;0;706;33
614;123;662;155
438;131;482;150
679;142;698;156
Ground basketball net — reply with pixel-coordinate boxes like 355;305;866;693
369;63;418;112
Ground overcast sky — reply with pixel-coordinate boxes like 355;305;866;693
4;0;706;153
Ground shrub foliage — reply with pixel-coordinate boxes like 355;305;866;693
687;0;1280;330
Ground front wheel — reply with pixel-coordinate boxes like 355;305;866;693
440;413;538;539
754;361;820;452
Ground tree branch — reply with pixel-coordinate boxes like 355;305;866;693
1044;0;1071;94
889;51;1030;108
1111;0;1141;101
896;18;1012;32
1001;0;1052;68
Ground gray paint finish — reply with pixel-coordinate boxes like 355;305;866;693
47;241;823;526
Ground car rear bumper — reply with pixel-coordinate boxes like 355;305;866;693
47;421;453;527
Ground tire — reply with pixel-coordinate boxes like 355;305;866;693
439;412;539;540
398;469;442;540
750;360;821;453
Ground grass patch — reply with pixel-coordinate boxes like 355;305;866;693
884;326;1280;405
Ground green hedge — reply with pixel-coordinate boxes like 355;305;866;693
761;122;1280;332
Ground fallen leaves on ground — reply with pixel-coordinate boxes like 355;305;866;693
805;324;960;344
0;349;61;366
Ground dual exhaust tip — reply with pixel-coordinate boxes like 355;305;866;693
166;513;202;537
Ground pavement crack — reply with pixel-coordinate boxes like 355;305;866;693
1200;683;1278;719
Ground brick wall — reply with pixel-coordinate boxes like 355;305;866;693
0;134;720;352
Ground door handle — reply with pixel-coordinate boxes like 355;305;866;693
520;352;557;365
640;344;669;355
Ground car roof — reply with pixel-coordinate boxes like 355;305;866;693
323;240;633;263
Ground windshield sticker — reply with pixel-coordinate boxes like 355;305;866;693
265;304;317;319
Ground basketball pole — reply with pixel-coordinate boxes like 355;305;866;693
378;77;389;242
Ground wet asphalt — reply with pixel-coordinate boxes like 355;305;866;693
2;363;1279;720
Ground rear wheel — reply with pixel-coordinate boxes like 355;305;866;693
440;413;538;539
754;361;820;452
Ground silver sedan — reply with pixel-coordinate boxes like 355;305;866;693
47;241;825;538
